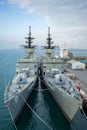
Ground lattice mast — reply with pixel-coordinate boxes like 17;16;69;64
44;27;55;57
46;27;53;49
24;26;35;58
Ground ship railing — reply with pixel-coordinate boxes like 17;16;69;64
4;80;12;103
17;57;38;63
47;73;55;78
4;95;15;104
68;80;81;100
5;80;33;104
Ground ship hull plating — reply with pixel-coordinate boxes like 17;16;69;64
43;78;81;122
6;77;37;123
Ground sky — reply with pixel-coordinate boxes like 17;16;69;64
0;0;87;49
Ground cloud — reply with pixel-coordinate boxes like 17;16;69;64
7;0;87;49
8;0;30;8
8;0;87;27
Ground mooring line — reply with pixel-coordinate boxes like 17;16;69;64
6;76;52;130
21;94;53;130
34;82;39;86
33;88;52;91
40;79;46;83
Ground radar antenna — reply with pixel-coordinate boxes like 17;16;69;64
24;26;35;48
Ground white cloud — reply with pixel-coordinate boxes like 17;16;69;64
8;0;87;27
8;0;30;8
7;0;87;49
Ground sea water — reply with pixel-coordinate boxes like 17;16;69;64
0;48;87;130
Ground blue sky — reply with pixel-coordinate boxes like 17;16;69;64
0;0;87;49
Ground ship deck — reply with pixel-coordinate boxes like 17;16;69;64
4;75;36;103
65;68;87;96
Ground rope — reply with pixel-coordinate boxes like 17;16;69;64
40;78;49;86
39;75;44;78
34;82;39;86
33;78;53;91
33;88;52;91
40;79;46;83
6;76;52;130
21;94;53;130
7;106;17;130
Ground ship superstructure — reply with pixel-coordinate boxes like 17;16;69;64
4;26;38;123
41;27;64;76
16;26;37;74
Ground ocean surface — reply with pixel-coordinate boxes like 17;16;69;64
0;48;87;130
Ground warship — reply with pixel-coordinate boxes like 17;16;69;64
40;27;87;129
4;26;38;123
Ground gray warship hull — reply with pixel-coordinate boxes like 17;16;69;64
43;77;87;130
43;77;82;122
6;76;37;122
